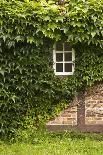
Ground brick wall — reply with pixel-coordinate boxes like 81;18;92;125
46;83;103;132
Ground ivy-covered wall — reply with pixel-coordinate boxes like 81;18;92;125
0;42;70;136
0;0;103;138
1;42;103;137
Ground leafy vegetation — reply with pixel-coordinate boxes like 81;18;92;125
0;0;103;139
0;42;72;138
0;131;103;155
1;0;103;46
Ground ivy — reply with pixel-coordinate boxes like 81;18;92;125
0;41;74;137
0;0;103;46
74;44;103;87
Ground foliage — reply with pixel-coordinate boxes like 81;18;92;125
0;0;103;139
74;44;103;87
0;41;73;138
0;0;103;46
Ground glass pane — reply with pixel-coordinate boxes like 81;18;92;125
56;41;63;51
64;43;72;51
56;63;63;72
64;52;72;61
65;63;72;72
56;53;63;62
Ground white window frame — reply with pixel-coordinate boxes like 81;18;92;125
53;43;75;75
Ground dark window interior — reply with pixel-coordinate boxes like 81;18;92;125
56;53;63;62
56;63;63;72
64;52;72;61
64;43;72;51
65;63;72;72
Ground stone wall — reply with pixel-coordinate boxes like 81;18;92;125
46;83;103;132
85;84;103;125
47;105;77;125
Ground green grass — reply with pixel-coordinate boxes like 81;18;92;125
0;131;103;155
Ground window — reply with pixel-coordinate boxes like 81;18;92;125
53;41;75;75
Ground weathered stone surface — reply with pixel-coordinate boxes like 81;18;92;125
85;83;103;125
47;83;103;127
46;105;77;125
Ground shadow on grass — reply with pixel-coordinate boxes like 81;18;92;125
1;130;103;144
48;131;103;142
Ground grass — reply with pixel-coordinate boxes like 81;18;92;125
0;130;103;155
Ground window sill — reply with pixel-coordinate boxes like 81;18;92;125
54;72;74;76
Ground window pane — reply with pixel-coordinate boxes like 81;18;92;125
64;53;72;61
56;41;63;51
56;53;63;62
65;63;72;72
56;63;63;72
64;43;72;51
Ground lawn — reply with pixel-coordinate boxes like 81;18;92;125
0;131;103;155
